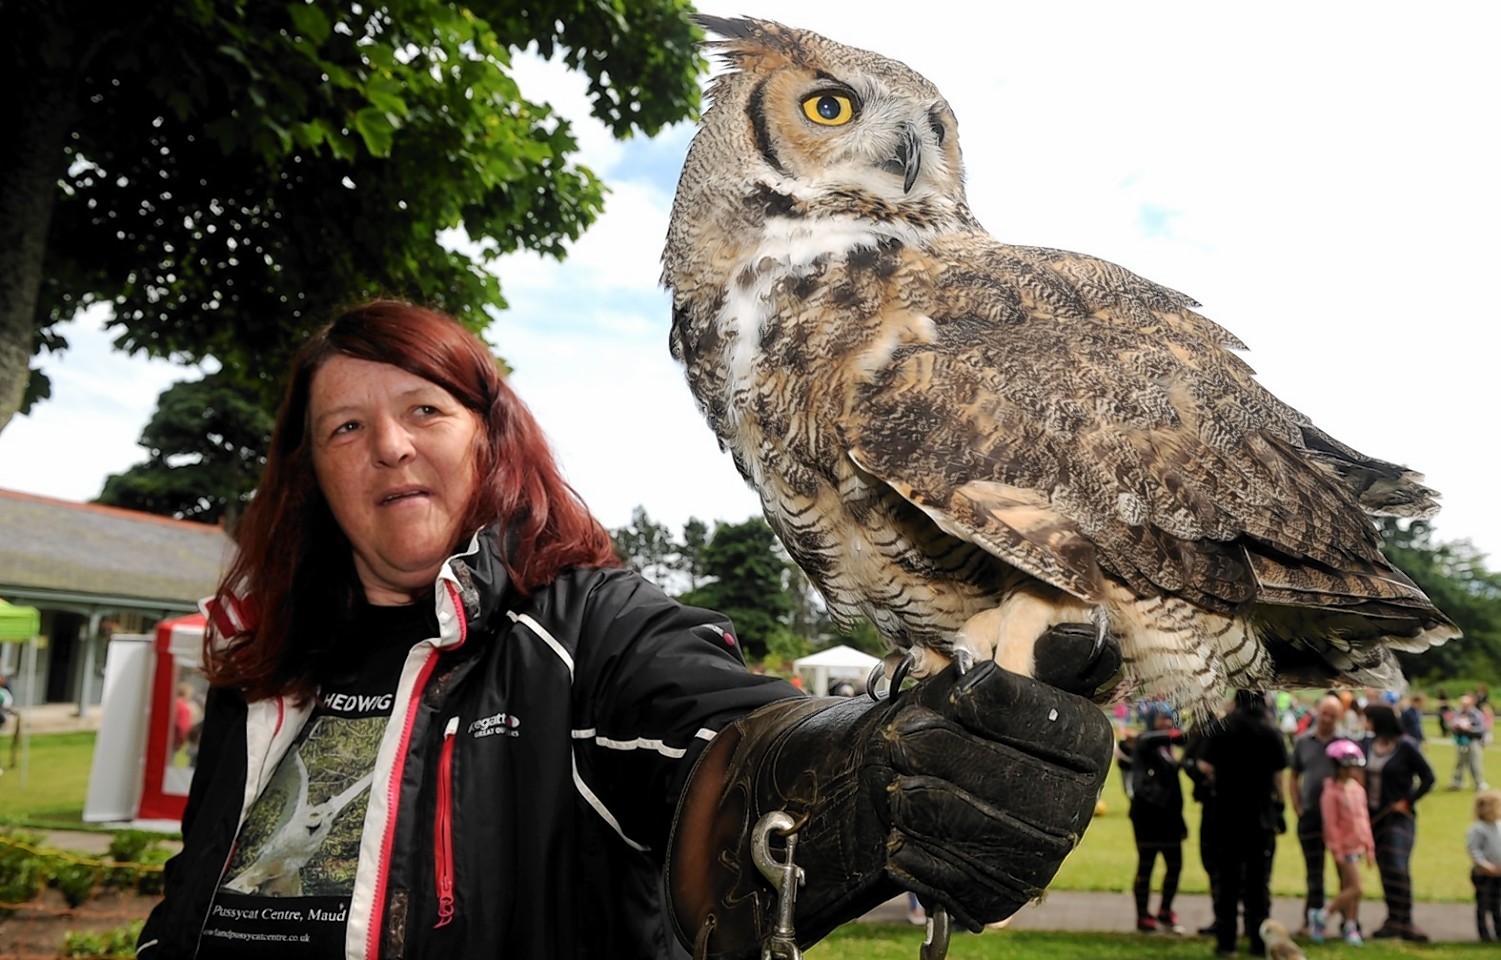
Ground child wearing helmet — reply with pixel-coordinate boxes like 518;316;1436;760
1310;738;1375;945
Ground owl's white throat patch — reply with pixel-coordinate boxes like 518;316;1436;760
718;213;925;440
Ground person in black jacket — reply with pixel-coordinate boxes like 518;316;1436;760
138;300;1116;960
1361;703;1437;942
1198;690;1288;958
1123;705;1188;934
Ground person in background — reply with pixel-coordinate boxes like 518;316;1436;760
1468;789;1501;941
1360;703;1435;942
1126;705;1188;934
1436;688;1452;738
135;301;1116;960
170;682;196;761
1289;694;1343;935
0;671;13;772
1311;739;1374;947
1400;693;1427;748
1181;721;1220;938
1198;690;1288;959
1450;694;1491;791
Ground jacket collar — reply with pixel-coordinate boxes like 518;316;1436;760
434;525;517;647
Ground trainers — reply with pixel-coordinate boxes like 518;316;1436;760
1137;916;1160;933
1306;908;1325;944
1157;910;1184;934
1343;923;1364;947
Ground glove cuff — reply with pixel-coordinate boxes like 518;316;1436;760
665;695;902;959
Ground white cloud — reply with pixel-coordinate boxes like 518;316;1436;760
0;306;202;501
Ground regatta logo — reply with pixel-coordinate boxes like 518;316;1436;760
468;711;521;739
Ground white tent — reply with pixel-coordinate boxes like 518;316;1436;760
793;644;882;696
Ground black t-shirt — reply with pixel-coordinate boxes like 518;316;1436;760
1203;709;1289;832
198;601;435;958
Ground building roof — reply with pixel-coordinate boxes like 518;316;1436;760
0;488;233;611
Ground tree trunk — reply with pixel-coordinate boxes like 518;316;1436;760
0;64;76;435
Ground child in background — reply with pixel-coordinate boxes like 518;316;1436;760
1469;789;1501;941
1312;739;1375;946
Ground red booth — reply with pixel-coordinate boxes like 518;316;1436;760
137;614;207;822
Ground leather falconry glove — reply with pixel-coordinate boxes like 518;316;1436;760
667;628;1119;959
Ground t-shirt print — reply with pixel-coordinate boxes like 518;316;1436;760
221;714;383;897
198;603;428;958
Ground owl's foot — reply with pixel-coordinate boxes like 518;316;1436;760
1033;623;1123;702
952;594;1120;700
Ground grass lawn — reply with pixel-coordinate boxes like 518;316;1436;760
809;927;1500;959
0;731;97;824
0;723;1494;906
1056;734;1497;903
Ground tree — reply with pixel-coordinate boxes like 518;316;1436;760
680;518;799;661
1;0;703;431
95;372;273;526
678;516;709;591
1380;519;1501;685
611;506;679;588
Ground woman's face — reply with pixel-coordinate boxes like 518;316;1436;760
309;354;483;605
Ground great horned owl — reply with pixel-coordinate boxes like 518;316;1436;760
661;16;1456;713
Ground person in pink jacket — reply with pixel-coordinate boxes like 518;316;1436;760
1311;738;1376;946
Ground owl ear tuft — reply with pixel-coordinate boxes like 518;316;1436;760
692;15;801;70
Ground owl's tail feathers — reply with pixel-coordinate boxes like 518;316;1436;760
1253;603;1460;695
1249;549;1458;639
1298;423;1441;519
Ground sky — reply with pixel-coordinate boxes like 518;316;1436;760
1;1;1497;565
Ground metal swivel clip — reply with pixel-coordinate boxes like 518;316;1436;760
752;811;804;960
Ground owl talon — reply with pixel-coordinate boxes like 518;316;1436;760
952;648;975;676
889;651;915;693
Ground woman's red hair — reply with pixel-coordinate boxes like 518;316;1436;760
205;300;619;701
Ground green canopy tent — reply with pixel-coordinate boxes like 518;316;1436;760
0;598;42;784
0;597;39;641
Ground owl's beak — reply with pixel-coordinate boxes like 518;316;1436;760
891;122;922;193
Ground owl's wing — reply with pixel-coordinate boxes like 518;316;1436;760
840;239;1441;622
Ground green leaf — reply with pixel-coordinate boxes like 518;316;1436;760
365;76;408;117
286;2;331;46
351;106;395;157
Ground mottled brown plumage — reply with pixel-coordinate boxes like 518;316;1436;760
662;16;1455;713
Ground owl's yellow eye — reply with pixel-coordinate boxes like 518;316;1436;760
802;93;855;126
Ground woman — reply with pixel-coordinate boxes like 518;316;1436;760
1361;702;1436;941
137;300;1114;959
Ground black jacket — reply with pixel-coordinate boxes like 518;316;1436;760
1359;734;1435;821
138;528;798;959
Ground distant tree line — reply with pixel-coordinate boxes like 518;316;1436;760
609;506;884;666
1380;519;1501;687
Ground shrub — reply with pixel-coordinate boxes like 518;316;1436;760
50;858;104;907
133;845;172;896
61;919;144;958
106;830;160;864
0;828;49;908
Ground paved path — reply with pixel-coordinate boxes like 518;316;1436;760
862;890;1481;942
